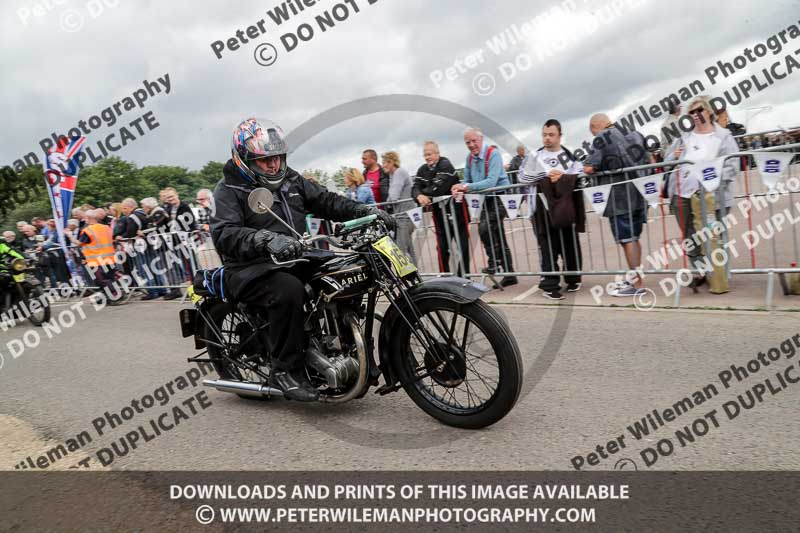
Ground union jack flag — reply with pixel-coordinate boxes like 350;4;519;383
44;135;85;229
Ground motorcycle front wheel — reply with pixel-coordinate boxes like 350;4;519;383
25;286;51;326
393;297;522;429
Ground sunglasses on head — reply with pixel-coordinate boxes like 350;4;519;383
689;107;706;116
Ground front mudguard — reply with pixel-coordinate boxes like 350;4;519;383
377;277;488;388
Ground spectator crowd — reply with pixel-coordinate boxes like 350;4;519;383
2;186;214;301
3;95;797;304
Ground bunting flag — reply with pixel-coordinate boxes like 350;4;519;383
406;206;424;229
632;174;664;208
306;217;322;237
465;194;485;221
499;194;523;220
691;156;726;193
582;183;613;216
43;135;86;284
525;191;537;217
537;192;549;212
752;152;796;191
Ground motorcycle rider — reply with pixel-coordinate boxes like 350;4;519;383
0;240;26;301
211;118;394;402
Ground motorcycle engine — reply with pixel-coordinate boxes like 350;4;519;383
305;341;359;390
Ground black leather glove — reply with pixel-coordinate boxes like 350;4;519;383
354;205;396;232
253;230;303;261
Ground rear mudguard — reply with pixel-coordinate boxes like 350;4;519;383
377;277;488;388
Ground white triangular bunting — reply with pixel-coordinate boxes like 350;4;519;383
500;194;523;220
752;152;795;191
692;157;725;193
307;217;322;237
537;192;549;212
406;207;424;229
633;174;664;208
582;183;613;216
465;194;484;221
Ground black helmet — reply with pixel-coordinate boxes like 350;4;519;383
231;118;289;191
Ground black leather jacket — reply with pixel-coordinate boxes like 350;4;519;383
412;157;459;202
211;160;362;272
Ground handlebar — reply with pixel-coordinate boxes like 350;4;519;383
339;214;377;232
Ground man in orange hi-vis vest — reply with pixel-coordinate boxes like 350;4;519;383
77;209;118;292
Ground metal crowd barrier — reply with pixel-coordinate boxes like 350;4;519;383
29;229;222;302
28;141;800;309
408;143;800;308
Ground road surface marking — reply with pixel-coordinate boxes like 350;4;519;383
512;286;539;301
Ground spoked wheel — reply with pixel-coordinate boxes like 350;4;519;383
24;286;51;326
394;297;522;429
203;302;271;400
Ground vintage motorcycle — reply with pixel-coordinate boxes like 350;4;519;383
179;189;522;428
0;256;51;326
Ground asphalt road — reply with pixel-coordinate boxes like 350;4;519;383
1;297;799;471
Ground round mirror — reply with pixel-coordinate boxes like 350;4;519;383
247;188;274;214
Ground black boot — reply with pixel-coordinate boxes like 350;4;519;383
499;276;518;287
269;370;320;402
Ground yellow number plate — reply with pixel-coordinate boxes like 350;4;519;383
186;284;202;304
372;236;417;277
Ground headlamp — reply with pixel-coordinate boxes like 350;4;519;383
10;258;26;272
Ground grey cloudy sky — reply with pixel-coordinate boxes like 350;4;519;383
2;0;800;178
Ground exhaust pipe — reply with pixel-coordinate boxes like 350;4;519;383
203;379;284;399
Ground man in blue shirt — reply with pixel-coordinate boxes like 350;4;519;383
451;128;517;287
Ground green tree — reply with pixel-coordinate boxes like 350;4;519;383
190;161;226;191
72;157;150;207
329;166;350;192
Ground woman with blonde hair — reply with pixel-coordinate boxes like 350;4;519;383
382;150;417;263
665;95;739;292
343;168;375;204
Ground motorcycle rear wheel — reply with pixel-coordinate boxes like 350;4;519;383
394;297;522;429
203;302;271;400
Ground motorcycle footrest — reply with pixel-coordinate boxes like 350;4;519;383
374;383;402;395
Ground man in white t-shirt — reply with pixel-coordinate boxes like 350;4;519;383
520;119;586;300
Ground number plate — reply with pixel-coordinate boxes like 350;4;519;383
372;236;417;277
